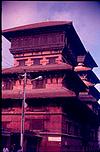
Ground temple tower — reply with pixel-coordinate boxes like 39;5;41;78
2;21;100;152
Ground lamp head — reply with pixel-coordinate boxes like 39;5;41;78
34;76;43;80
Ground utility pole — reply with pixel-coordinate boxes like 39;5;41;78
20;71;26;152
20;71;42;152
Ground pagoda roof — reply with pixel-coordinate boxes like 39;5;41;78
2;87;76;99
2;21;72;33
77;70;100;84
82;79;94;87
89;86;100;100
87;70;100;84
74;64;92;72
79;94;98;102
2;64;73;74
77;52;98;68
79;87;100;101
84;52;98;68
2;21;87;55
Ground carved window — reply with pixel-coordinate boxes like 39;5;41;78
32;79;45;89
29;119;44;130
34;37;39;46
18;59;27;66
32;58;41;65
23;36;33;47
47;57;57;64
11;38;19;48
61;34;64;43
3;80;13;90
50;77;58;84
39;35;47;45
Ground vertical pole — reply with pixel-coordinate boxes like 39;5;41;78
20;72;26;152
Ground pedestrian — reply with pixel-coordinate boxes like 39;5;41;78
10;144;16;152
17;146;22;152
3;146;9;152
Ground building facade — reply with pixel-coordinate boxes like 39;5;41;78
2;21;100;152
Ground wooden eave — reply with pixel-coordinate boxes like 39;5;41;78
79;87;100;101
2;21;87;57
74;65;91;72
64;70;87;93
77;70;100;84
84;52;98;68
2;87;76;99
82;79;94;87
77;55;86;63
2;21;72;33
2;21;72;41
79;93;97;102
2;64;73;75
89;86;100;100
77;52;98;68
87;70;100;84
67;25;87;55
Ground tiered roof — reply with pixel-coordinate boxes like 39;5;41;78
2;21;100;113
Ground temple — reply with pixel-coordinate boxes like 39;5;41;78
2;21;100;152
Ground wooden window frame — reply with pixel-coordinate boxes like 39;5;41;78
18;59;27;66
47;56;58;64
32;58;42;65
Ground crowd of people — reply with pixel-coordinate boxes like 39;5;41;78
3;144;22;152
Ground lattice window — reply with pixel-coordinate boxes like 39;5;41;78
47;57;57;64
32;79;45;89
32;58;41;65
3;80;13;90
28;119;44;130
17;59;27;66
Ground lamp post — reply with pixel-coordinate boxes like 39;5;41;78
20;72;26;152
20;72;42;152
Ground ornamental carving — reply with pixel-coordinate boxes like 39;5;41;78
10;32;65;54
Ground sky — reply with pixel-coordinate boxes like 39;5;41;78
2;1;100;103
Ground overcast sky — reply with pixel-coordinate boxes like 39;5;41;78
2;1;100;103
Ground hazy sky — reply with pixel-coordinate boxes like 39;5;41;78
2;1;100;102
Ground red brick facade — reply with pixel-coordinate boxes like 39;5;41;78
2;21;100;152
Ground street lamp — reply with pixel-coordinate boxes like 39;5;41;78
20;71;42;152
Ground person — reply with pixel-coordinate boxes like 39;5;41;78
17;146;22;152
3;146;9;152
10;144;16;152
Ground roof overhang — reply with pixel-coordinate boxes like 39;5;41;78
2;21;72;41
2;88;76;99
2;64;73;75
